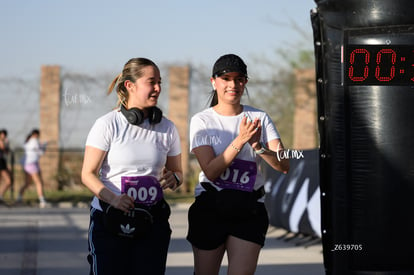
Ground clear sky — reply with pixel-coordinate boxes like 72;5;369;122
0;0;317;148
0;0;316;78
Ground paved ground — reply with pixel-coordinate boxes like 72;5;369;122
0;202;325;275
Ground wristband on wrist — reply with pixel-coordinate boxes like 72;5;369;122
231;143;241;152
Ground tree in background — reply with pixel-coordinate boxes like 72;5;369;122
248;40;315;149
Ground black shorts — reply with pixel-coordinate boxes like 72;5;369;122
0;158;7;171
186;191;269;250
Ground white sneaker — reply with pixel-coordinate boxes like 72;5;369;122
39;200;50;208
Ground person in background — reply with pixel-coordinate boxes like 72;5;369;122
0;129;12;205
81;57;182;275
186;54;290;275
17;129;49;208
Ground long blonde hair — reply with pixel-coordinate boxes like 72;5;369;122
107;57;159;107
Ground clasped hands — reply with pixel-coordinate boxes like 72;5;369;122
238;115;262;150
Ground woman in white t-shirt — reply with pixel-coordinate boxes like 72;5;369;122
17;129;49;207
186;54;289;275
81;57;182;275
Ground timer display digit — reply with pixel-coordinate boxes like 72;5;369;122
344;45;414;85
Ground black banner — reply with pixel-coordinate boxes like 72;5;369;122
264;149;321;237
312;0;414;273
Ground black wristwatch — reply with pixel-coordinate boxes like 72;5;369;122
255;142;267;154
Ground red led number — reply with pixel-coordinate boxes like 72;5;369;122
411;50;414;82
375;49;396;82
346;45;414;85
348;48;370;82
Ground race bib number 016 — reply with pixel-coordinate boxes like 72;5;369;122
214;159;257;191
121;176;163;205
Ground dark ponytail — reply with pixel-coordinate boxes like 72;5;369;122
25;129;40;143
209;90;218;107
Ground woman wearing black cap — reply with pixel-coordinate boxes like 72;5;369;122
186;54;289;275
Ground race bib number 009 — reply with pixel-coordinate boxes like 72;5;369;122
214;159;257;191
121;176;163;205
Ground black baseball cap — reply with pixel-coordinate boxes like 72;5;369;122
212;54;248;78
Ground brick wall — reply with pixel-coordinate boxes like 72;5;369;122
293;69;318;150
168;66;190;192
39;65;61;190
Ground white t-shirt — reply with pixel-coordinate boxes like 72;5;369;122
86;109;181;210
23;138;45;165
190;105;280;197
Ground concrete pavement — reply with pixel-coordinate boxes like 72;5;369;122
0;203;324;275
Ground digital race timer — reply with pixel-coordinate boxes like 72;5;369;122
344;45;414;85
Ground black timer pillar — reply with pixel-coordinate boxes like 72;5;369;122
312;1;414;274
